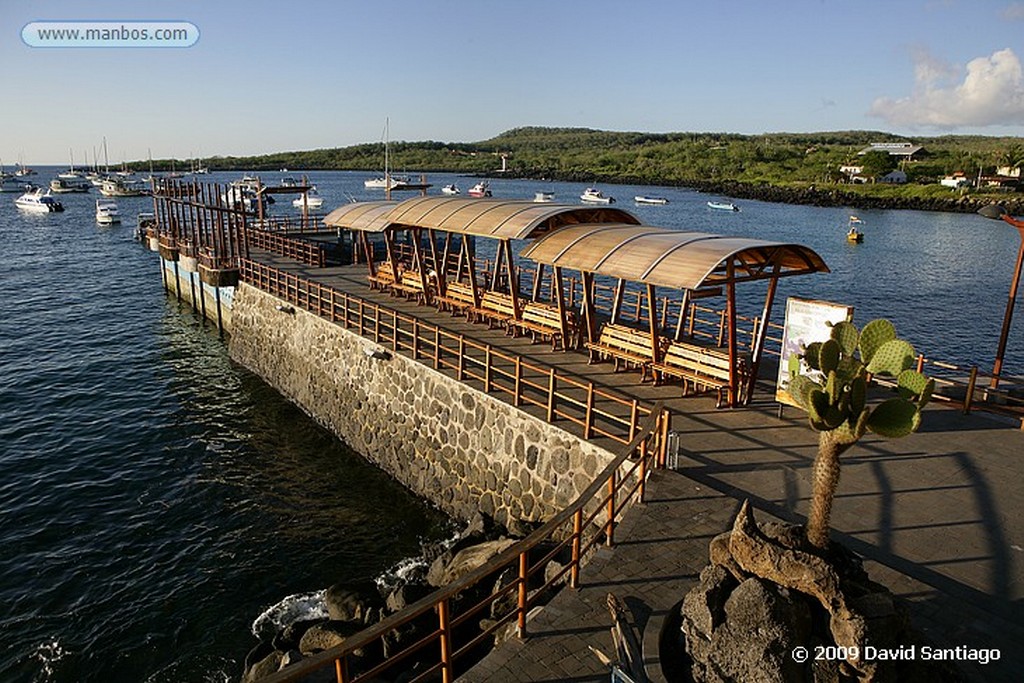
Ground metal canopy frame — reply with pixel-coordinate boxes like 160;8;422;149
522;225;829;406
323;197;642;325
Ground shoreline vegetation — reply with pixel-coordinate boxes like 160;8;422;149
135;127;1023;214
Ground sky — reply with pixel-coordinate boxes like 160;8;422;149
2;0;1023;165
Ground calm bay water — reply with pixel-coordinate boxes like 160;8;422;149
0;169;1020;681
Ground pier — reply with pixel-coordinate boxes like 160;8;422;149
143;181;1023;682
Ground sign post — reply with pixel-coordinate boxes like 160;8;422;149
776;297;854;409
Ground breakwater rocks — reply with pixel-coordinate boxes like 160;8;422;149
242;514;571;682
683;179;1024;216
484;170;1023;215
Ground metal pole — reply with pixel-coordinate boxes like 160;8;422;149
990;217;1024;389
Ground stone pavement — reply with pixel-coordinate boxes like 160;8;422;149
256;257;1023;682
459;397;1024;683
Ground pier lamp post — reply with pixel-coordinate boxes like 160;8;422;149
980;206;1024;389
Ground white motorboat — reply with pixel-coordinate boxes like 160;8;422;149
707;200;739;212
634;195;668;205
534;191;555;202
96;198;121;224
441;184;460;195
364;174;410;190
15;188;64;212
580;187;614;204
467;181;491;198
292;187;324;209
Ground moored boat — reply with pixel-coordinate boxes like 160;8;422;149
50;177;90;193
580;187;614;204
441;183;460;195
534;191;555;202
96;198;121;224
15;187;64;212
707;200;739;212
467;181;492;198
0;175;30;193
846;215;865;243
634;195;668;205
101;177;146;197
292;187;324;209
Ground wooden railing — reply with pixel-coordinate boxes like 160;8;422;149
245;228;326;267
250;214;335;233
888;354;1024;428
241;260;659;449
256;402;668;683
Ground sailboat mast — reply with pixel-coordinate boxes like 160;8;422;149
385;117;391;201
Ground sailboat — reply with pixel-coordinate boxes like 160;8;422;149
365;119;407;190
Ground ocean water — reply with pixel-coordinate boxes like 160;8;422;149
0;175;452;682
1;169;1020;681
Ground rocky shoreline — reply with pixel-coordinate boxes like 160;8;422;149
482;170;1024;216
241;513;570;682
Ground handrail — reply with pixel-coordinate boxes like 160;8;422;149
245;229;325;267
240;260;653;448
256;403;668;683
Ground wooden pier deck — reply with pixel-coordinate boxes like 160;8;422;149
243;251;1024;682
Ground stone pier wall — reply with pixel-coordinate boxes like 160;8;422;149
227;283;617;528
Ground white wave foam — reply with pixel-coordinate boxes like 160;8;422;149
251;589;328;638
376;531;462;592
34;638;68;679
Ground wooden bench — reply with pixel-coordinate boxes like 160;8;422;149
512;302;576;350
367;262;397;291
435;281;477;316
476;291;519;329
390;270;431;303
585;324;662;381
652;340;748;408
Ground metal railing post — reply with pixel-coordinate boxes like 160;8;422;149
517;551;529;638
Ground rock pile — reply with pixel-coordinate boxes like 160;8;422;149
675;502;963;683
242;513;569;682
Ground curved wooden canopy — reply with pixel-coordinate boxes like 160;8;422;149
323;196;640;239
520;224;829;290
322;200;397;233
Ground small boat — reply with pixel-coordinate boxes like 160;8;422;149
534;191;555;203
467;181;492;198
634;195;668;205
580;187;614;204
101;177;146;197
50;177;90;193
364;174;410;190
15;187;64;212
0;175;30;193
707;201;739;212
441;183;460;195
96;198;121;224
292;187;324;209
846;215;865;243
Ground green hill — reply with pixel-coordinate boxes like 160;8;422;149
137;127;1024;211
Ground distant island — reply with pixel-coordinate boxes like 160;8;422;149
134;127;1024;214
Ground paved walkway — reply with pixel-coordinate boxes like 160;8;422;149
252;256;1023;682
460;399;1024;682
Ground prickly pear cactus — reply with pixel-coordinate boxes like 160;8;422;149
787;319;933;548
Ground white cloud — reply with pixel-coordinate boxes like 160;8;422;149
869;48;1024;128
1003;3;1024;21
